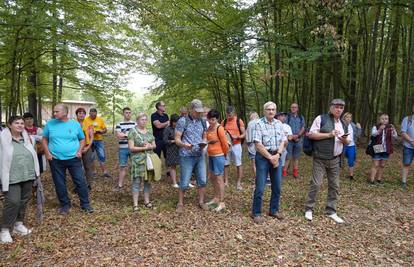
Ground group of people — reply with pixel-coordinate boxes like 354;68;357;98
0;97;413;243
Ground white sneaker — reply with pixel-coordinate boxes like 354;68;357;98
305;210;313;221
327;213;344;224
13;222;32;236
0;229;12;243
173;183;179;188
188;183;195;188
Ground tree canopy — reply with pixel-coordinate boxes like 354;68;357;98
1;0;413;132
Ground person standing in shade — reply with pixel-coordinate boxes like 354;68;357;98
251;102;287;224
179;107;188;118
246;112;260;180
151;101;169;159
368;114;398;184
128;112;159;211
401;104;414;188
23;112;46;174
76;108;94;190
175;99;208;213
342;112;362;181
115;107;136;191
206;109;229;212
43;104;93;215
275;112;293;173
163;114;180;188
222;106;246;190
284;103;305;178
304;99;350;224
0;116;39;243
83;108;110;178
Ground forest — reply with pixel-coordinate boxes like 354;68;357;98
1;0;413;132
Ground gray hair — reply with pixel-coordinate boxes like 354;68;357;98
263;101;276;110
55;104;69;116
136;112;147;121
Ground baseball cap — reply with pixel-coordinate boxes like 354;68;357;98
275;112;287;117
89;108;97;112
190;99;204;113
330;99;345;106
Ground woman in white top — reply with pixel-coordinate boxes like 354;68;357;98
368;114;398;184
246;112;259;179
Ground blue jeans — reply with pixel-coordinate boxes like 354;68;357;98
49;157;91;209
252;153;282;217
118;147;130;167
403;146;414;166
92;140;106;162
179;155;207;190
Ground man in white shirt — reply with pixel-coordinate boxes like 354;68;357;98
115;107;136;191
304;99;350;224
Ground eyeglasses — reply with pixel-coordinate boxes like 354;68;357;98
265;108;276;111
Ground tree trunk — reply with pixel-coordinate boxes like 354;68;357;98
387;6;401;123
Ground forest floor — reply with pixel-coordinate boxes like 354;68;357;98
0;135;413;266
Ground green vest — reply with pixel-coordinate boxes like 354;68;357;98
313;114;348;160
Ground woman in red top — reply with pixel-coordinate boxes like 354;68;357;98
206;109;229;212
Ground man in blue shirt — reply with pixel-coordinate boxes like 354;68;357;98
284;103;305;178
174;99;208;213
43;104;93;215
400;104;414;188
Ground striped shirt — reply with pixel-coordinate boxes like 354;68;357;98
115;121;136;148
253;117;287;152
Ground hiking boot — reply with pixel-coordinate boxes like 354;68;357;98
59;206;71;215
82;206;94;214
103;173;112;178
268;212;284;220
400;181;408;189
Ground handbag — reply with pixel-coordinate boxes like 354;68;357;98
365;136;375;156
373;144;386;154
146;153;154;171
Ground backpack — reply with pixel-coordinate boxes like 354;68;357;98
303;114;348;156
223;117;245;144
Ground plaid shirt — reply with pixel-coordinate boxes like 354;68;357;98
253;117;287;151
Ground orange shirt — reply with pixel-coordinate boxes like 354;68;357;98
207;125;229;156
221;116;245;145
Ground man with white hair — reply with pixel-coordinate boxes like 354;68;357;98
251;101;287;224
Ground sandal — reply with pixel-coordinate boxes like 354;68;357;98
144;202;153;208
133;206;139;212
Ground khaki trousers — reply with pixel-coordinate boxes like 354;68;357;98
305;157;340;215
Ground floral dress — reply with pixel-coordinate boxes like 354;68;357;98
128;128;155;181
